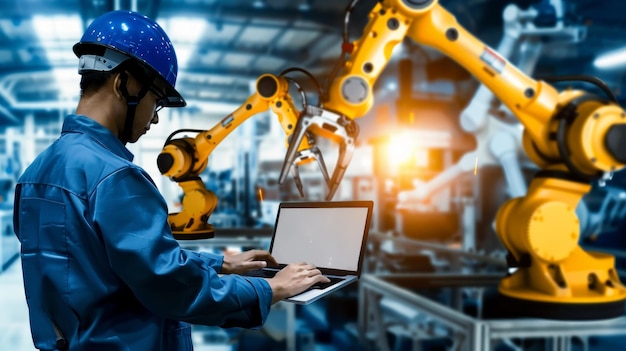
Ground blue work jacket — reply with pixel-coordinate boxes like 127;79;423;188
13;114;273;351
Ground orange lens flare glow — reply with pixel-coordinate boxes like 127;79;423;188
387;133;418;169
474;156;478;176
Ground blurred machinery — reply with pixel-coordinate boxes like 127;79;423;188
0;142;19;272
358;273;626;351
578;171;626;279
342;0;626;348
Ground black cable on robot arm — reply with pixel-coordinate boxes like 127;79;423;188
284;77;309;110
538;75;618;103
343;0;360;44
324;0;361;100
279;67;324;103
164;129;206;144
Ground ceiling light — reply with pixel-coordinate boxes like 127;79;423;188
298;0;312;11
159;17;207;68
33;15;82;42
31;16;82;64
594;48;626;70
385;81;398;91
32;15;83;101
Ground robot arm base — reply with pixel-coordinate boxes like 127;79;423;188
498;248;626;320
167;179;218;240
497;292;625;320
169;218;215;240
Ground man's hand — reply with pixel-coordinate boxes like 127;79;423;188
265;262;330;304
220;249;278;275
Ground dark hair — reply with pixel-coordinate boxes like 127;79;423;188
80;71;114;95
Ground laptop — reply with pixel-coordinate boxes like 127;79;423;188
248;200;373;305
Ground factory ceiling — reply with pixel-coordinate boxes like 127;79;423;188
0;0;625;124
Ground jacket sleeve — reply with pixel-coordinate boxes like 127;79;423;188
90;166;273;328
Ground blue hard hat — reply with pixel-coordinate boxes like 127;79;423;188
73;10;185;107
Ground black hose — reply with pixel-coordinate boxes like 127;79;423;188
325;0;361;99
279;67;324;102
538;75;618;103
164;129;205;144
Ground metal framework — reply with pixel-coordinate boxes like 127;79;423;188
358;273;626;351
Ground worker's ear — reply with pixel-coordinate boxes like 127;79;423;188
112;72;124;101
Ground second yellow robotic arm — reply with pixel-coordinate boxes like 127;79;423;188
157;74;324;239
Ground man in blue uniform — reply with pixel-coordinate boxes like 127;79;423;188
13;10;328;351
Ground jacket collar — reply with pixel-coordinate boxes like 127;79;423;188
62;114;134;162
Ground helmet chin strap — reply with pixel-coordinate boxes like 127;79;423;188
118;71;152;143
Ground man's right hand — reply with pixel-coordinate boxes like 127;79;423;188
265;262;330;304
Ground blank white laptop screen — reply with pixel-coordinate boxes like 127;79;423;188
270;206;369;271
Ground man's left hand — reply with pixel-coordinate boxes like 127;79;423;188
221;249;279;274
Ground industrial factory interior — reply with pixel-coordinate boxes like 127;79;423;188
3;0;626;350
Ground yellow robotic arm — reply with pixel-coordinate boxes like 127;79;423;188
284;0;626;319
158;73;327;239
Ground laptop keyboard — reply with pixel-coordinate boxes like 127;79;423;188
246;268;280;278
245;269;344;290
